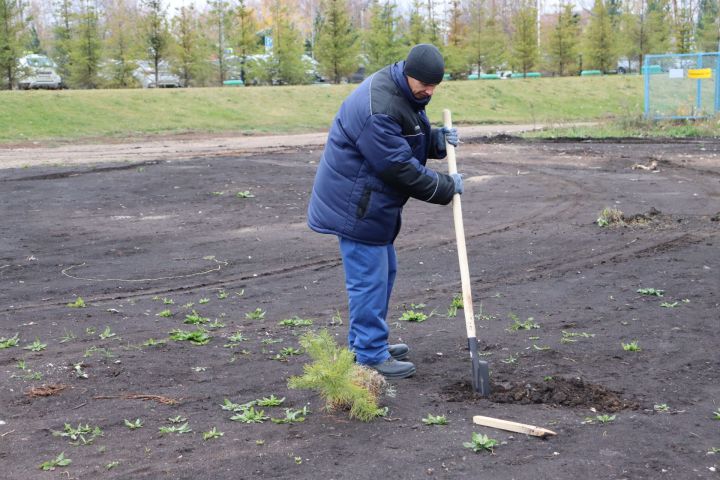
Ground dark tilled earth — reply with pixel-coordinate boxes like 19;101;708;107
0;138;719;479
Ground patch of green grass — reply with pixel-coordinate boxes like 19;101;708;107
525;116;720;140
0;77;642;144
157;309;173;318
142;338;166;347
463;432;499;453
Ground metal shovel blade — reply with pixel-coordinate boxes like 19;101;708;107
469;337;491;396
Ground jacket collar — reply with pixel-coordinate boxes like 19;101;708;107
390;61;431;110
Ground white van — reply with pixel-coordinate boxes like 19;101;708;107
16;54;63;89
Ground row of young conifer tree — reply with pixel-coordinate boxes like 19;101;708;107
1;0;718;89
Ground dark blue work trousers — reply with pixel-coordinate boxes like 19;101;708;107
338;237;397;365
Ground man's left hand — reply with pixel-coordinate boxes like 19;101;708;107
442;127;459;147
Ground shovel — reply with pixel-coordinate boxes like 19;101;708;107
443;109;491;396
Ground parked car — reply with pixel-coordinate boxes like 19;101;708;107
16;54;63;89
133;60;183;88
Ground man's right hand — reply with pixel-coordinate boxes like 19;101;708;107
451;173;463;194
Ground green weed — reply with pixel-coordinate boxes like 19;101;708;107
198;298;210;305
422;414;448;426
142;338;166;347
660;301;679;308
507;313;540;332
184;310;209;325
124;419;143;430
39;452;71;471
99;327;116;340
400;310;428;322
217;290;228;299
162;298;174;305
236;191;255;198
67;297;86;308
203;427;224;441
246;308;266;320
52;423;103;445
653;404;670;413
59;330;76;343
257;395;285;407
23;338;46;352
596;414;616;423
158;423;192;435
713;409;720;420
637;287;664;296
271;407;309;424
157;309;173;318
596;207;624;227
279;316;314;327
463;432;498;453
622;340;641;352
447;294;463;317
230;407;269;423
0;334;19;349
169;328;211;345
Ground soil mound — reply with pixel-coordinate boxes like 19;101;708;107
442;377;638;412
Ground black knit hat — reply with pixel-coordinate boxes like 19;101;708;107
403;44;444;84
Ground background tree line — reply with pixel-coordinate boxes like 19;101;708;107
1;0;718;89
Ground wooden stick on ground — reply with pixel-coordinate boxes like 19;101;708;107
473;415;557;438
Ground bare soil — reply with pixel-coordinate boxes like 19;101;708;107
0;136;718;479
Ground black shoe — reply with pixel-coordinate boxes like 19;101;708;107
388;343;410;361
367;358;416;379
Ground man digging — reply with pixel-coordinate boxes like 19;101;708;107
307;44;463;379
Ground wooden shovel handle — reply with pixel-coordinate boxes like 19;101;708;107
443;109;476;339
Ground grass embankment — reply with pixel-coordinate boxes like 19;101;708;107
524;116;720;139
0;76;641;144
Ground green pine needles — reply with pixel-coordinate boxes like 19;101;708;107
288;330;388;422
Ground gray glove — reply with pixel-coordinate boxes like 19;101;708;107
451;173;463;194
442;127;459;147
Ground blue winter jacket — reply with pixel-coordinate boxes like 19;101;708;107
307;61;456;245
